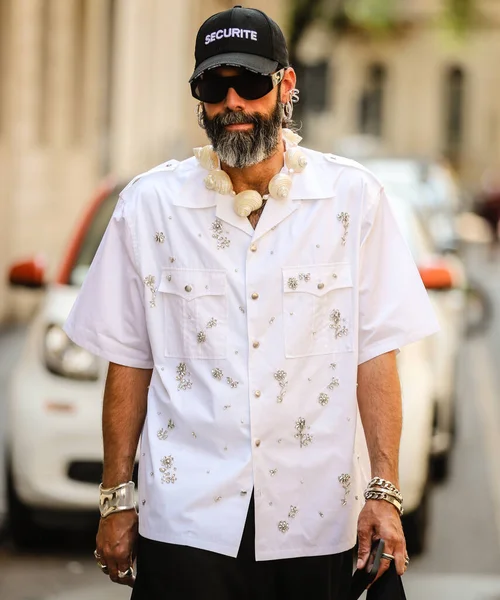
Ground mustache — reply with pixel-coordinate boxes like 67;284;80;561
209;110;263;127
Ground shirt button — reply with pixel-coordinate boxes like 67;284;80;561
255;439;261;447
253;341;260;349
317;283;325;290
254;390;261;398
250;244;257;252
251;292;259;300
185;285;193;292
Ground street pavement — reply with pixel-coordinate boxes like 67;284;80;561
0;245;499;599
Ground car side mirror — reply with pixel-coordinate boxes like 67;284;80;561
8;256;47;289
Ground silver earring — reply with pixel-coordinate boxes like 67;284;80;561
196;102;205;129
284;88;300;122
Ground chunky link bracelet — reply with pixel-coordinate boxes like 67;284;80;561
364;477;404;516
99;481;137;519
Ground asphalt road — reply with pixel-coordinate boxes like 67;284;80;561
0;244;499;600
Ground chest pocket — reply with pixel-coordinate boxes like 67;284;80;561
158;268;227;359
282;263;354;358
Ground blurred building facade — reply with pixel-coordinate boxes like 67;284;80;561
297;0;500;189
0;0;284;322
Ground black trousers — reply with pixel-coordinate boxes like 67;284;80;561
131;496;354;599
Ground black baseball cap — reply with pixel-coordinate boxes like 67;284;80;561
189;6;289;83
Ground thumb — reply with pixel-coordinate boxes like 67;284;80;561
357;530;372;570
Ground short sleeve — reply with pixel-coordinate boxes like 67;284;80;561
64;196;153;369
357;187;440;365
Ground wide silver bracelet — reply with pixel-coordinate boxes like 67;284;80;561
364;477;404;516
99;481;137;519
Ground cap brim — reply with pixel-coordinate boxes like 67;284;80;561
189;53;279;82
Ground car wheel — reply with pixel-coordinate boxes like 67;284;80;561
402;480;430;556
6;467;39;549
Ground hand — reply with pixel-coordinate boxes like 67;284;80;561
95;509;138;587
356;499;407;581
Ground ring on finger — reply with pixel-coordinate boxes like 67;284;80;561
381;552;395;561
97;561;109;575
118;566;135;579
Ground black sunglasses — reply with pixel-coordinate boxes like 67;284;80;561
191;69;285;104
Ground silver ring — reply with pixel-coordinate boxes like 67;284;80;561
97;561;109;575
94;549;102;560
381;552;395;561
118;566;135;579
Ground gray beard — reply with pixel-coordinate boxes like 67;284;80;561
202;101;284;168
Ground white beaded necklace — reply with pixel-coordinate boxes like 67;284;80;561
194;129;308;217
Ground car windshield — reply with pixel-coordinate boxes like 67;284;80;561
69;190;120;286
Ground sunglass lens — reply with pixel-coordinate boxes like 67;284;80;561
191;72;276;103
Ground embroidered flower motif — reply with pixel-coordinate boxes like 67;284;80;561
318;393;329;406
159;455;177;484
211;218;231;250
288;506;299;519
157;428;168;441
337;212;350;246
226;377;239;389
274;370;288;403
154;232;165;243
197;331;207;344
168;419;175;430
269;469;278;477
294;417;313;448
328;378;340;390
287;277;299;290
176;363;192;391
278;521;289;534
330;363;337;370
212;368;223;381
299;273;311;282
206;318;218;329
329;310;349;339
338;473;351;506
143;275;157;308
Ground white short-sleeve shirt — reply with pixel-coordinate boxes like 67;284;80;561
64;146;439;561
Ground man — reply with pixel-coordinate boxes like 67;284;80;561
64;6;439;599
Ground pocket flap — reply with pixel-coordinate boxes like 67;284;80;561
159;268;226;301
282;263;352;297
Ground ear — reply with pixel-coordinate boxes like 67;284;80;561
280;68;297;103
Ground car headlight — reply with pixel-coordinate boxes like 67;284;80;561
44;324;99;381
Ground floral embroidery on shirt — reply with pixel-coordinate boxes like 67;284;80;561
206;318;218;329
338;473;351;506
274;370;288;403
337;212;350;245
294;417;313;448
143;275;157;308
278;521;289;533
288;506;299;519
159;455;177;484
299;273;311;282
212;368;223;380
154;232;165;243
176;363;192;391
211;218;230;250
157;428;169;441
328;377;340;390
329;309;349;339
287;277;299;290
318;393;329;406
269;469;278;477
197;331;207;344
226;377;239;389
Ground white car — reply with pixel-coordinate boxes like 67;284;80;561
5;175;459;555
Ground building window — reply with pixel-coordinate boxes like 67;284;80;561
359;63;387;137
300;61;330;113
444;66;465;164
